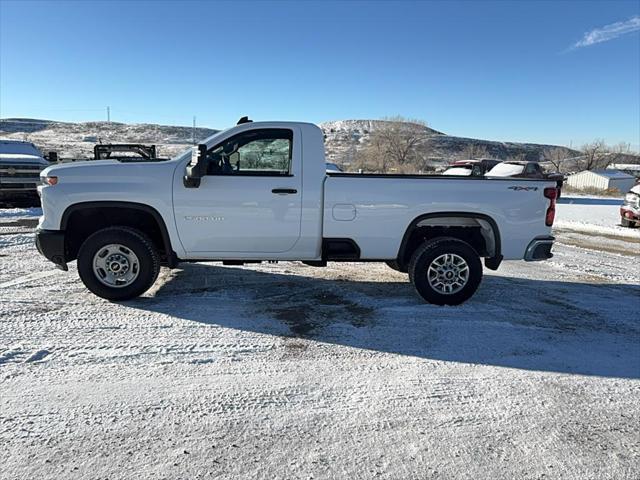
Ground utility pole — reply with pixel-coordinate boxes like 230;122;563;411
107;106;111;123
192;116;196;145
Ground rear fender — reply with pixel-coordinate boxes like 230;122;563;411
397;212;503;271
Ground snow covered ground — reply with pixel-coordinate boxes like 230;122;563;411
1;202;638;479
556;196;639;239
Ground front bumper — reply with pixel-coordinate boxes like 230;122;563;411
35;229;68;271
0;187;39;200
524;236;554;261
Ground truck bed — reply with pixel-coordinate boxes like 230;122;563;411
323;173;555;260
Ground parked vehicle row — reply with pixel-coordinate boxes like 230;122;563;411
443;159;565;197
35;118;558;305
620;183;640;228
442;159;501;176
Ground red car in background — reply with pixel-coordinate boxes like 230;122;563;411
620;184;640;228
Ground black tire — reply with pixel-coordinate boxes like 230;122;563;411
408;237;483;306
385;260;407;273
621;217;638;228
77;226;160;301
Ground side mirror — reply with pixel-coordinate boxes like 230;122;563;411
47;151;58;163
184;144;207;188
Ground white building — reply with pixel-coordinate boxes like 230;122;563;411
607;163;640;179
566;169;636;193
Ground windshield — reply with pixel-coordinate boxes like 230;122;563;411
0;141;42;156
443;167;472;176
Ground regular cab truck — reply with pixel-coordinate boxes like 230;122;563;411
36;119;557;305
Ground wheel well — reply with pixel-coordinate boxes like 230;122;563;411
62;204;173;265
397;214;500;270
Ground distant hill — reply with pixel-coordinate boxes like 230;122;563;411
0;117;596;169
322;119;443;136
0;118;218;158
319;119;582;168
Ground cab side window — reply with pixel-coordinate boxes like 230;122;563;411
206;129;293;176
525;163;542;177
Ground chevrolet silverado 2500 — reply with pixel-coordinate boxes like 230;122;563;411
36;119;557;305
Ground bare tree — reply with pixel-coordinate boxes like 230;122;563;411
607;142;632;166
576;140;632;171
506;152;527;162
542;147;572;172
579;140;609;170
460;144;489;160
359;116;429;172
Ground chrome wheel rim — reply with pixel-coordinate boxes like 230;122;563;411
427;253;469;295
93;244;140;288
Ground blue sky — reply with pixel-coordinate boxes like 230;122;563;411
1;0;639;149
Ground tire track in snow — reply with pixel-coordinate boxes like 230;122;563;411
0;270;59;289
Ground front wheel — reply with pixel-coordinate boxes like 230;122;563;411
77;227;160;301
408;237;483;306
621;217;638;228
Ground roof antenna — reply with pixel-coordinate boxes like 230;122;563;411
237;116;252;125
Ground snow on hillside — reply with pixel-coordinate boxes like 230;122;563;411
2;117;583;168
0;118;218;159
319;119;581;168
320;119;440;166
321;119;442;135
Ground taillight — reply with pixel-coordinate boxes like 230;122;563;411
544;187;557;226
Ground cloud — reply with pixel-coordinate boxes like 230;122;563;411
572;15;640;49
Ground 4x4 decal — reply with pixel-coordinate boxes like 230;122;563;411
508;186;538;191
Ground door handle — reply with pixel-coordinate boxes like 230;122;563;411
272;188;297;195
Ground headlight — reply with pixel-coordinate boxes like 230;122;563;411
41;176;58;186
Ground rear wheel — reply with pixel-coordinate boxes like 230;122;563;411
408;237;482;305
77;227;160;300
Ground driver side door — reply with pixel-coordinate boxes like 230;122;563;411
173;127;302;256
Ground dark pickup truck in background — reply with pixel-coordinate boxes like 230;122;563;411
0;140;52;205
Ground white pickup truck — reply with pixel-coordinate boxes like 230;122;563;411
36;119;557;305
